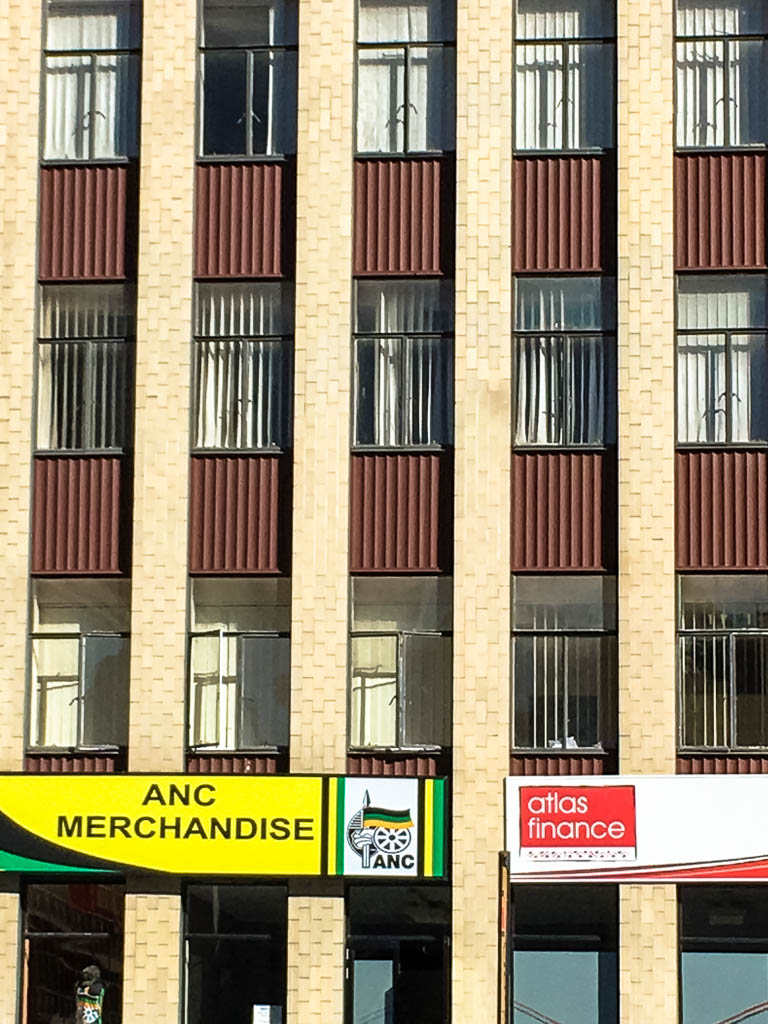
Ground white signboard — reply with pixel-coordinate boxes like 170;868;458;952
341;778;420;878
505;775;768;883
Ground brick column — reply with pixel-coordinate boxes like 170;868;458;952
617;0;678;1018
0;882;21;1023
122;886;182;1024
287;890;345;1024
452;1;514;1020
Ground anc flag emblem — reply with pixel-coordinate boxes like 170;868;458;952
362;807;414;830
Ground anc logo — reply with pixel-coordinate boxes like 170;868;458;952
346;790;415;871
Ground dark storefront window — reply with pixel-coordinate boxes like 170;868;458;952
24;883;124;1024
185;885;287;1024
681;887;768;1024
511;886;617;1024
347;885;450;1024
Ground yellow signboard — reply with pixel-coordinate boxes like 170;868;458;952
0;775;323;876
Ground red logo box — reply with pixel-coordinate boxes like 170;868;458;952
520;786;636;849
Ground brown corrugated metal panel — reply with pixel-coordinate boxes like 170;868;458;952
511;451;616;571
676;450;768;569
195;161;293;278
677;754;768;774
675;153;767;269
186;753;284;774
346;752;450;778
189;454;290;574
38;165;135;281
349;452;453;572
509;753;615;776
31;456;130;575
24;753;123;773
354;157;454;276
512;154;615;272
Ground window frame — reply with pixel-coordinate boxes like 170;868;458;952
187;628;290;752
674;22;768;151
28;629;130;752
348;626;452;751
355;35;457;156
513;33;616;154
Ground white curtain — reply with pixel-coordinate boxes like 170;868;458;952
194;339;286;449
40;284;134;340
190;633;223;747
677;276;764;329
195;282;293;337
516;277;611;332
677;334;728;442
516;44;563;150
358;0;429;43
350;636;398;747
356;280;452;333
516;0;611;40
31;636;80;747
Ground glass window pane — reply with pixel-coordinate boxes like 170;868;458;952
516;277;616;331
40;284;135;340
567;41;613;149
680;634;731;747
353;959;394;1024
357;46;406;152
356;280;454;334
251;48;298;155
514;951;615;1024
682;953;768;1024
192;579;291;632
516;0;615;39
515;43;564;150
190;633;222;746
195;282;294;338
676;0;768;37
201;50;248;155
402;633;451;746
36;342;88;450
202;0;298;46
680;575;768;630
352;577;453;632
81;634;129;747
31;636;79;747
46;0;141;49
240;635;290;747
354;336;401;446
677;275;768;330
44;55;93;160
514;634;561;748
350;635;398;746
731;38;768;145
513;575;617;631
730;333;768;442
407;45;455;151
734;634;768;747
676;40;726;147
92;52;139;158
33;579;131;633
358;0;455;43
676;333;728;444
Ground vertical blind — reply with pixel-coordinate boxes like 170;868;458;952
516;277;615;332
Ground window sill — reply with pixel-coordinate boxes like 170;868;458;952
514;147;613;158
41;157;136;168
352;445;451;455
355;150;455;160
26;746;122;755
196;154;294;164
35;449;130;458
677;442;768;451
348;746;445;754
191;447;288;457
676;144;768;155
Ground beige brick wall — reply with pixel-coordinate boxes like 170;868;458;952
289;0;354;775
617;0;678;1016
620;885;678;1023
452;1;514;1019
286;894;345;1024
0;1;41;771
0;885;20;1023
122;889;182;1024
128;0;196;771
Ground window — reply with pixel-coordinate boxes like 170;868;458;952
681;887;768;1024
677;275;768;444
354;280;453;447
25;883;124;1024
347;886;450;1024
679;574;768;749
515;0;615;152
43;0;140;161
199;0;298;156
514;277;616;446
193;282;293;450
37;284;134;452
512;575;617;751
29;580;130;751
356;0;456;154
189;579;290;751
185;885;286;1024
512;886;618;1024
676;0;768;148
350;577;452;749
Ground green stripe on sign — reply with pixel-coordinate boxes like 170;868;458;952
0;849;98;873
432;779;445;878
336;779;345;875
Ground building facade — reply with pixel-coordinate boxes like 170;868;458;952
0;0;767;1021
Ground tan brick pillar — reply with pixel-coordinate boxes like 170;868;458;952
0;0;41;771
617;0;678;1018
452;2;513;1021
0;881;21;1023
122;886;182;1024
128;0;197;772
287;890;345;1024
289;0;354;777
287;0;353;1017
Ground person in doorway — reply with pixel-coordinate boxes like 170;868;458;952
75;965;105;1024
